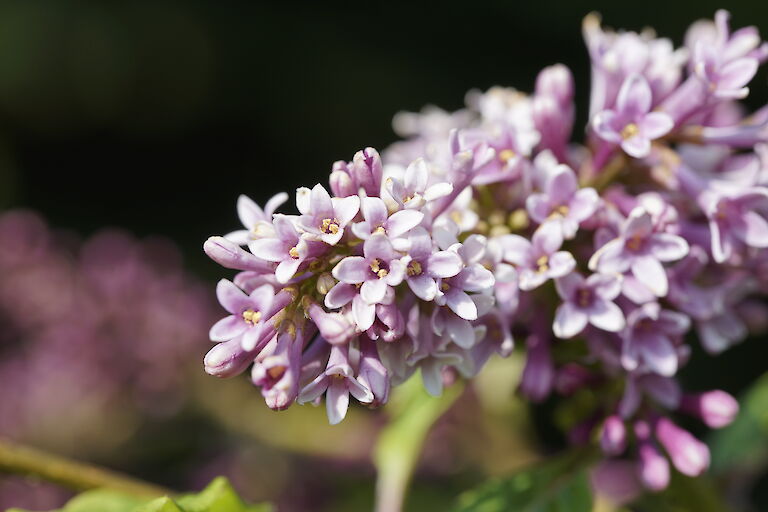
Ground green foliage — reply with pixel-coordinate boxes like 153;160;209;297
6;477;271;512
633;472;732;512
452;451;593;512
709;372;768;474
373;373;464;512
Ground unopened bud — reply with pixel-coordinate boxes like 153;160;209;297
316;273;336;295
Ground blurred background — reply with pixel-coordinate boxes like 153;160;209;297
0;1;767;510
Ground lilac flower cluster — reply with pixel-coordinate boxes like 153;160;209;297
0;210;215;448
204;10;767;495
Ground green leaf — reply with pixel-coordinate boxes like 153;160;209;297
5;477;271;512
452;451;594;512
709;371;768;474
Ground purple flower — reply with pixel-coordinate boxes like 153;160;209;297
327;234;406;331
589;207;689;297
553;272;625;339
248;215;325;283
401;227;463;301
621;302;690;377
351;196;424;241
209;280;275;350
297;184;360;245
224;192;288;245
593;74;674;158
526;164;599;239
434;235;495;320
385;157;453;209
699;185;768;263
500;222;575;291
298;344;374;424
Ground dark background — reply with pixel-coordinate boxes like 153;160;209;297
1;0;766;278
1;1;768;509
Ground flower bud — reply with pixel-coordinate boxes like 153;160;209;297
316;272;336;295
637;442;670;491
535;64;575;106
600;415;627;456
655;418;710;477
351;147;383;196
306;302;356;345
203;236;271;272
519;335;554;402
680;390;739;428
329;164;357;197
204;338;255;378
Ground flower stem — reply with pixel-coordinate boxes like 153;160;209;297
373;374;464;512
0;438;171;497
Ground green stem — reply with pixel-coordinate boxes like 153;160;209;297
0;438;171;497
373;375;464;512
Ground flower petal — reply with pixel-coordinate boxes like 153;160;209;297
353;295;376;331
446;290;478;320
631;256;668;297
325;283;357;309
332;256;369;284
326;378;350;425
640;112;674;140
386;209;424;238
216;279;248;314
588;300;626;332
617;74;652;116
553;302;588;338
209;316;246;341
648;233;689;262
361;278;387;304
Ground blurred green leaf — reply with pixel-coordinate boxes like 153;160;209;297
452;450;594;512
373;373;464;512
633;472;732;512
6;477;271;512
709;372;768;474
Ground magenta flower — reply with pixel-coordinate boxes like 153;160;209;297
526;164;599;239
621;302;690;377
327;234;406;330
298;344;373;425
351;196;424;241
209;280;275;350
500;223;575;291
699;186;768;263
553;272;625;339
589;207;689;297
224;192;288;245
593;74;674;158
680;390;739;428
297;183;360;245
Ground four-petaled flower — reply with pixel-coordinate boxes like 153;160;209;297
500;222;576;291
593;74;674;158
297;184;360;245
209;280;275;350
553;272;625;338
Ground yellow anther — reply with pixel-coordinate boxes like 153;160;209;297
577;289;592;307
374;226;386;235
377;269;389;278
370;258;381;273
242;309;262;326
621;123;639;140
499;148;517;164
626;235;643;251
440;282;451;292
549;204;570;220
536;255;549;273
406;260;423;276
321;218;340;235
289;246;300;259
267;366;286;380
